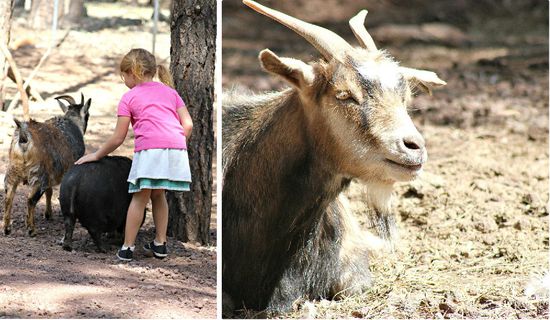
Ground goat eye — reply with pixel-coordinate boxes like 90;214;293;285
335;91;351;101
335;91;359;105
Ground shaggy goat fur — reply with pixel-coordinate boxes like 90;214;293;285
3;95;91;236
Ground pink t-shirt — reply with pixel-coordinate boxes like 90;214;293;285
117;81;187;152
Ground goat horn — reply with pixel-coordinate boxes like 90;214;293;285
80;93;84;105
243;0;352;62
54;95;76;105
349;10;377;51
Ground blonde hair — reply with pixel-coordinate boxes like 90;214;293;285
120;48;174;88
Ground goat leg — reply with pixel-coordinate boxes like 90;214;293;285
62;216;75;251
45;187;53;220
3;180;20;235
331;203;373;298
88;229;106;253
27;184;46;237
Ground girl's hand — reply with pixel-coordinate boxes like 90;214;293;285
75;152;100;165
74;117;130;165
177;106;193;139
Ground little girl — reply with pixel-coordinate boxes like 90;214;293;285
75;48;193;261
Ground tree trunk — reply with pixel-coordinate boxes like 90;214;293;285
30;0;65;29
167;0;215;245
0;0;13;110
66;0;87;23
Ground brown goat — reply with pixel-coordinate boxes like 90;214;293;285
222;0;446;314
3;94;91;236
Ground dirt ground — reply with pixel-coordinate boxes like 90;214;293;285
223;0;548;318
0;2;216;318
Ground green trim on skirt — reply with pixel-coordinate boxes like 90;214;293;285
129;178;191;193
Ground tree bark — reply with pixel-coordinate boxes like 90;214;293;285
0;0;13;110
66;0;87;23
167;0;215;245
30;0;65;30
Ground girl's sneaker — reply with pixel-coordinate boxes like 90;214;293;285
117;247;134;261
144;241;168;259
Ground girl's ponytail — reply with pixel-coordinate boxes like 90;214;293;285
121;48;175;88
157;65;174;88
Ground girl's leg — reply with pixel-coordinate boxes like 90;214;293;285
150;189;168;243
123;189;152;247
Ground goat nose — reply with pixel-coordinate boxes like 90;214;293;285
402;135;425;151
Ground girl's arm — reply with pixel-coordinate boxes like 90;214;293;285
75;116;131;165
177;107;193;139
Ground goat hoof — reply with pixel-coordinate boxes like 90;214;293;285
45;213;52;220
28;229;37;237
62;244;72;252
4;227;11;235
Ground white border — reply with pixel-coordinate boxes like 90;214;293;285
216;0;223;319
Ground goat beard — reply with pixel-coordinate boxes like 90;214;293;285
367;206;398;242
363;182;399;243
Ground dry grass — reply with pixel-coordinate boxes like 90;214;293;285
282;247;548;319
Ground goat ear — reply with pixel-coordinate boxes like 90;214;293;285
56;99;69;113
13;118;29;143
399;67;446;95
259;49;315;90
81;98;91;116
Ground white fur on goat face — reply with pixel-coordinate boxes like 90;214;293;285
320;52;427;183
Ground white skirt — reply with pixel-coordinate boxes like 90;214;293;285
128;148;192;192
